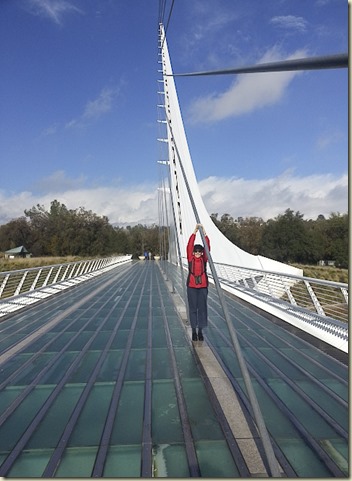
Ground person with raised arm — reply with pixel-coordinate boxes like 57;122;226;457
186;223;210;341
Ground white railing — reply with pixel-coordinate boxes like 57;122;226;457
211;261;348;323
176;258;348;352
0;255;132;317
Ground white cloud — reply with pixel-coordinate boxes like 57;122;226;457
0;182;159;227
315;130;345;150
199;171;348;220
270;15;308;32
0;172;347;227
188;47;307;124
26;0;83;25
66;87;120;129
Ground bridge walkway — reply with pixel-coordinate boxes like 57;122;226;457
0;260;348;477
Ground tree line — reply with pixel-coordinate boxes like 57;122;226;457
0;200;162;260
210;209;348;268
0;200;348;267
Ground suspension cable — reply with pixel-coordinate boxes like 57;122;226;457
161;64;282;477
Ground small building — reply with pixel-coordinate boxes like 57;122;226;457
4;246;30;259
318;259;336;267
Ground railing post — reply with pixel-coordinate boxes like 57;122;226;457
53;265;63;284
14;272;28;296
341;287;348;304
0;274;10;298
42;267;54;287
304;280;325;316
30;269;43;291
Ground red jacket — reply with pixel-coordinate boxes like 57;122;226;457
186;233;210;288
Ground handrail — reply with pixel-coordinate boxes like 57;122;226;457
170;258;347;352
0;255;132;317
207;260;348;324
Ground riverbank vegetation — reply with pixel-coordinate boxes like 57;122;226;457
0;200;348;281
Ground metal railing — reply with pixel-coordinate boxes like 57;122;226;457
175;258;348;351
211;261;348;323
0;255;132;317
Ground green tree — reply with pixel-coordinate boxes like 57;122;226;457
236;217;264;255
323;213;348;268
0;217;32;251
260;209;312;263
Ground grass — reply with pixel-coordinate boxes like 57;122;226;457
291;264;348;284
0;256;84;273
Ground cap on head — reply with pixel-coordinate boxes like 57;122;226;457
193;244;204;253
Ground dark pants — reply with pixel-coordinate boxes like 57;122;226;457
187;287;208;329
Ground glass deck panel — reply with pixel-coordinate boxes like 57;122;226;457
110;381;145;445
103;445;142;477
182;378;224;441
0;261;348;477
54;446;98;477
152;348;173;379
96;350;123;382
196;440;240;477
152;443;189;477
152;380;183;443
25;385;84;449
67;383;115;447
6;449;54;478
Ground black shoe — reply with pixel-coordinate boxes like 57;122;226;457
198;330;204;341
192;331;198;341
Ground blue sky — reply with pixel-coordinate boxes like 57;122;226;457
0;0;348;226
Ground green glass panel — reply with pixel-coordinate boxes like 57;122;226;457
119;315;135;329
280;347;347;384
43;332;76;352
41;352;78;384
20;334;54;353
110;382;144;444
296;380;348;430
168;327;187;347
182;379;223;441
268;379;342;438
63;331;92;351
0;386;54;451
152;380;183;443
69;351;100;383
110;329;129;348
219;347;242;377
152;443;189;477
125;349;146;381
165;315;180;329
152;348;172;379
136;314;150;329
104;445;141;477
320;439;349;476
237;378;301;438
6;449;54;477
196;440;240;477
174;348;199;378
152;315;164;329
132;329;148;348
26;385;84;449
90;331;111;350
55;446;97;477
68;383;114;446
0;387;25;418
252;347;306;380
152;327;167;348
12;353;55;386
279;438;332;477
97;350;123;382
0;355;32;384
322;379;348;402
